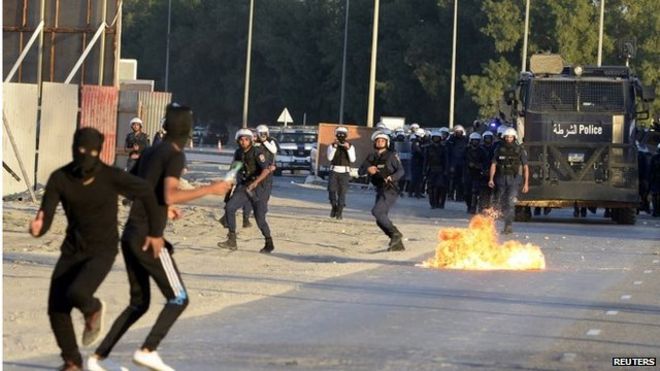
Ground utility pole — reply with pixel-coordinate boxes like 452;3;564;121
338;0;350;125
597;0;605;66
242;0;255;128
448;0;458;128
521;0;530;72
366;0;380;128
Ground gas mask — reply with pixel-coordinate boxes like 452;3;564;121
72;127;104;179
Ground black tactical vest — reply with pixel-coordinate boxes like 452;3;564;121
331;145;351;166
495;143;522;176
239;146;262;183
369;150;393;187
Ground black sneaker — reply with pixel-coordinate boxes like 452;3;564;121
242;219;252;228
81;300;105;347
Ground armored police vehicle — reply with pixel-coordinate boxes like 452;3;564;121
504;54;655;224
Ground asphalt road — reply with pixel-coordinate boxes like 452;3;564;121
6;157;660;371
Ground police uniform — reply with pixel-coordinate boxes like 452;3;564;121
359;147;406;251
221;144;273;251
649;150;660;217
465;143;489;214
480;140;496;210
424;140;449;209
327;141;356;219
492;142;528;230
410;136;425;198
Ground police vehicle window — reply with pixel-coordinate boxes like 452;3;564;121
577;82;625;112
529;80;576;111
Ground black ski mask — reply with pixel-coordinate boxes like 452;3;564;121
163;103;193;148
72;127;104;179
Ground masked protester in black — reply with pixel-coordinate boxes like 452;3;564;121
90;104;232;371
424;131;449;209
29;127;164;371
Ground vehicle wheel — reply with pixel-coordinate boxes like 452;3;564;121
514;206;532;222
614;207;636;225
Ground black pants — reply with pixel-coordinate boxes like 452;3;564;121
328;171;350;207
372;188;399;237
96;225;189;357
49;243;116;364
225;184;271;238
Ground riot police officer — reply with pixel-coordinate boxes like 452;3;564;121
218;129;274;253
448;125;468;201
327;126;356;220
424;131;449;209
410;131;426;198
480;131;496;210
650;143;660;217
359;131;406;251
488;128;529;234
465;132;489;214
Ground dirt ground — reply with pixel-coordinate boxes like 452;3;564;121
3;173;458;363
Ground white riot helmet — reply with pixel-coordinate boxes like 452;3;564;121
503;127;518;138
335;126;348;135
657;143;660;151
256;124;269;136
376;122;387;130
371;131;390;146
235;128;254;141
439;127;450;135
416;130;426;138
453;125;465;134
469;132;482;141
482;131;494;138
431;130;442;138
410;123;420;132
130;117;143;127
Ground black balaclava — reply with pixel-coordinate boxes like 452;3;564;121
336;133;347;144
72;127;104;179
163;103;193;148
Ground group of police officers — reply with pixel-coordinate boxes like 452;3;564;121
217;120;530;257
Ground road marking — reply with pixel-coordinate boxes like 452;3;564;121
644;270;653;274
633;281;643;285
586;329;601;336
620;295;632;300
605;310;618;315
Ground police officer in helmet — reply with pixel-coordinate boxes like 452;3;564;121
488;128;529;234
359;131;406;251
218;129;274;253
327;126;356;220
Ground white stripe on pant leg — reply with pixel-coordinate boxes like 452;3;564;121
162;251;185;297
158;250;184;298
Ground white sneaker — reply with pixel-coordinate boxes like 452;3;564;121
86;355;129;371
132;350;174;371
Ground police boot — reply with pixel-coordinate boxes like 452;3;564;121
502;223;513;235
219;214;228;228
330;204;337;218
242;217;252;228
653;194;660;217
438;190;446;209
387;227;405;251
260;237;274;254
468;195;478;214
335;206;343;220
217;232;237;251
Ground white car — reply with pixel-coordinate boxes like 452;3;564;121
274;128;317;175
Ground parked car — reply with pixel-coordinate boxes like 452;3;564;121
274;128;317;175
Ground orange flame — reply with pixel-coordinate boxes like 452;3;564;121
421;214;545;270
